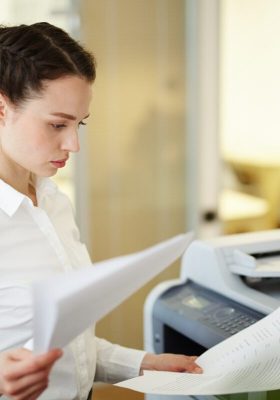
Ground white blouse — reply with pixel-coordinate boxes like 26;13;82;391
0;178;145;400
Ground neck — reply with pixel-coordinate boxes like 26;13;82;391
0;159;37;205
0;146;37;205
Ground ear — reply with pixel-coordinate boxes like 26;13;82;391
0;93;9;123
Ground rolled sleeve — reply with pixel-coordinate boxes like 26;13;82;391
94;337;146;383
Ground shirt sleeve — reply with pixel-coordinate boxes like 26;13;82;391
94;336;146;383
0;283;33;351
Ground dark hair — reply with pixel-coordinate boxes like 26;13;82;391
0;22;96;105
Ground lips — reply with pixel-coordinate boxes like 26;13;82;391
50;159;68;168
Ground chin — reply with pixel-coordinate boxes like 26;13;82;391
35;169;58;178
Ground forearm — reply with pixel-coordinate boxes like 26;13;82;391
140;353;202;374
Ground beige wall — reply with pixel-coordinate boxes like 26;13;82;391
80;0;187;350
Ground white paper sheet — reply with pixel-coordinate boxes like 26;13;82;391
32;233;193;353
116;305;280;395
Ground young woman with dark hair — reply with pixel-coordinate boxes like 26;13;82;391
0;22;201;400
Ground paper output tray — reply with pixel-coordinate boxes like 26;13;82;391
230;259;280;278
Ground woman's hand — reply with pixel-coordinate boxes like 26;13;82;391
0;348;62;400
140;353;202;375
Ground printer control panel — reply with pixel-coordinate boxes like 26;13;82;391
185;293;259;336
152;281;265;353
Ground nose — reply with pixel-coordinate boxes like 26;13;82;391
62;129;80;153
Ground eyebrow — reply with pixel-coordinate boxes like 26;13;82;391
50;112;90;120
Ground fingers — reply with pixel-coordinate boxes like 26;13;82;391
32;349;63;370
188;356;198;360
0;348;63;399
190;366;203;373
9;348;32;361
182;359;203;374
174;355;202;374
5;348;62;380
18;381;48;400
5;369;49;395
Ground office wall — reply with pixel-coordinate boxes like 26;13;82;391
80;0;187;349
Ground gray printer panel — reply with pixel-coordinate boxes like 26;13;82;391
152;281;265;354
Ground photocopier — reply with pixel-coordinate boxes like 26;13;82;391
144;229;280;358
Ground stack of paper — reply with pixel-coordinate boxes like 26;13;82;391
32;233;193;352
116;305;280;395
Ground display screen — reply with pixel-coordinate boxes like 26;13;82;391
182;294;210;309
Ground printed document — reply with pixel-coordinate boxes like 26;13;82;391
116;305;280;395
32;233;193;353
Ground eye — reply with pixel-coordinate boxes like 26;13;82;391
51;123;67;130
79;121;87;127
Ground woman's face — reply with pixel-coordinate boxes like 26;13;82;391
0;75;92;178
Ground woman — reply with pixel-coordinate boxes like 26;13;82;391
0;22;201;400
